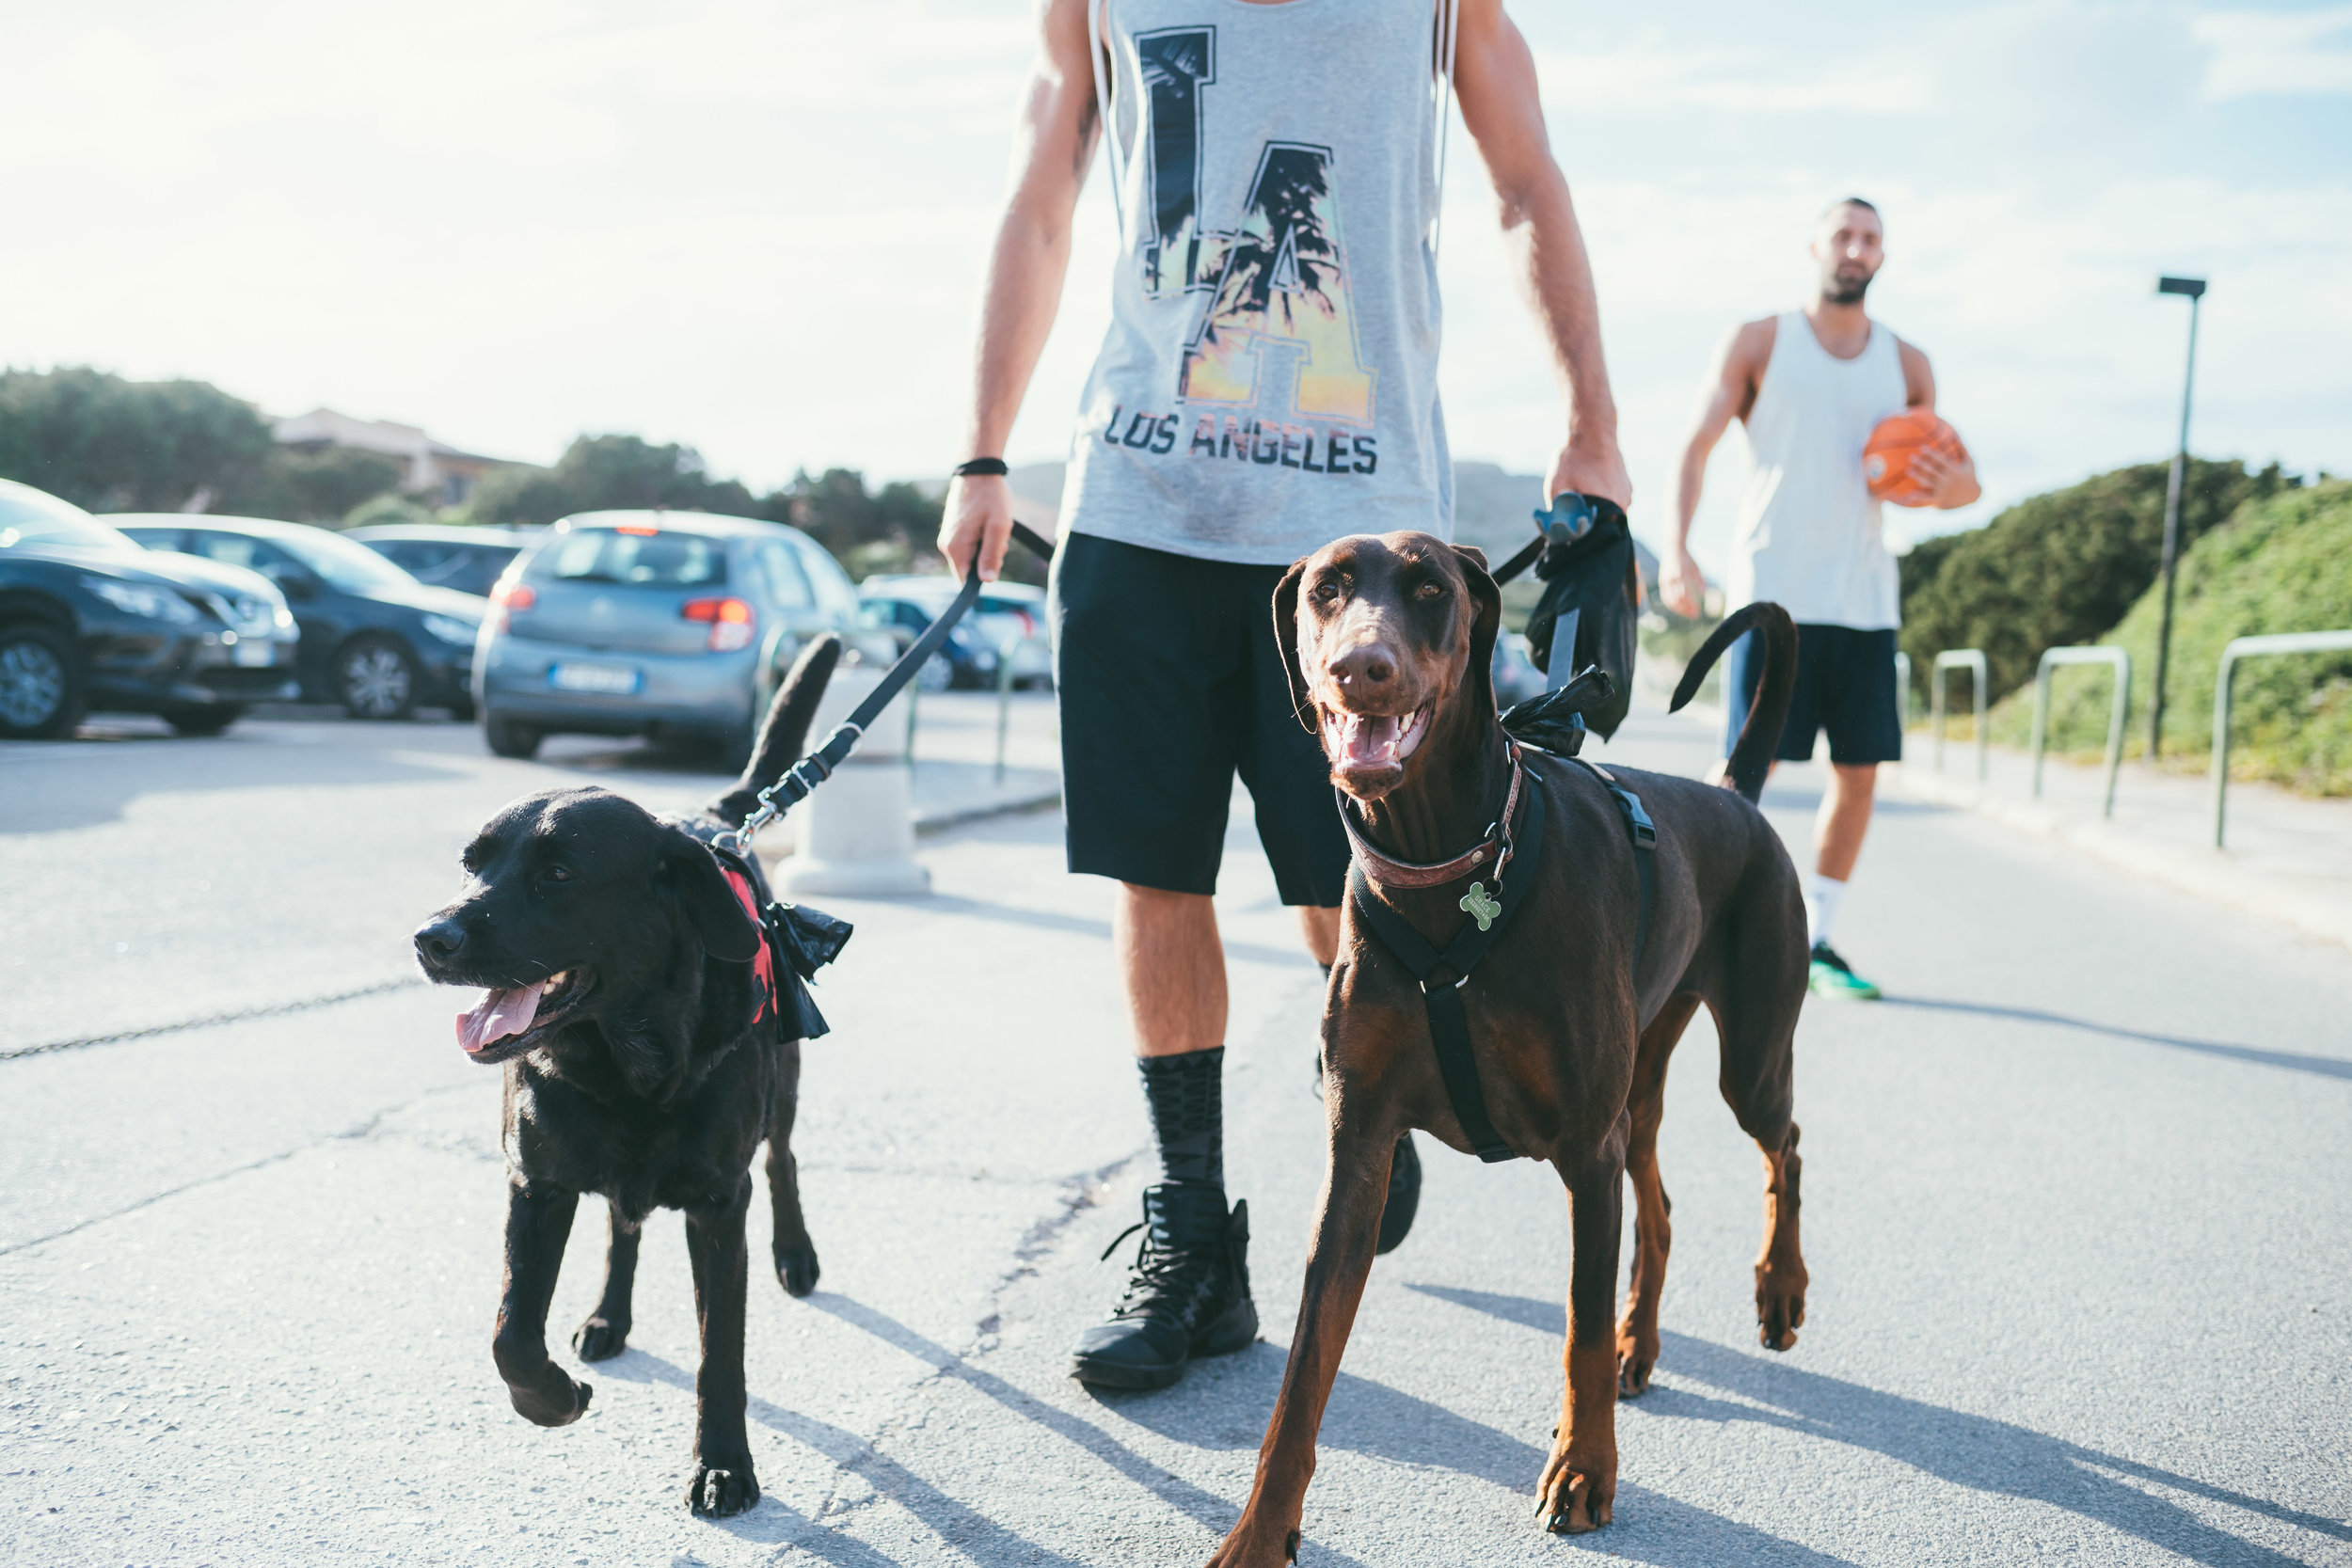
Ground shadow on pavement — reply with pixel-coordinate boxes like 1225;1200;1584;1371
1409;1284;2344;1566
920;893;1315;973
1880;995;2352;1082
599;1342;1090;1566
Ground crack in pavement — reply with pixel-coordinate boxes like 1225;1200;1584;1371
1;975;429;1062
801;1149;1144;1536
0;1082;479;1259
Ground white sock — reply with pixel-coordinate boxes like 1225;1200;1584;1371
1804;874;1847;950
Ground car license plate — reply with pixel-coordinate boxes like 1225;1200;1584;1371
232;641;278;668
549;660;641;695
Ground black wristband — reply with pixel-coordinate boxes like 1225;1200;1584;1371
951;457;1009;478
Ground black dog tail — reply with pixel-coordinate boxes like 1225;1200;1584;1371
1668;602;1796;804
708;633;844;827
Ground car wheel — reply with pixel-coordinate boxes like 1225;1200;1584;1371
163;705;244;736
484;712;543;760
0;622;85;739
336;636;420;720
916;652;954;692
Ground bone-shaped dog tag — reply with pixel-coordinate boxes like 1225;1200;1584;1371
1459;881;1502;932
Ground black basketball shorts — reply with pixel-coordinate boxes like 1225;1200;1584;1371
1724;622;1904;767
1049;532;1348;906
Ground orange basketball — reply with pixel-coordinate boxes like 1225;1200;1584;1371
1862;409;1967;505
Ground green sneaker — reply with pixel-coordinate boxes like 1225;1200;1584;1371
1808;942;1882;1001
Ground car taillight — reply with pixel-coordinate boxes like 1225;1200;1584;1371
486;580;535;632
681;596;755;652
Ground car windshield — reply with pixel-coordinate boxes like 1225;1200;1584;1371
537;528;728;587
0;485;137;552
269;527;425;594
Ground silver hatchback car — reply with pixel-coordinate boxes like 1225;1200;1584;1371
473;510;861;762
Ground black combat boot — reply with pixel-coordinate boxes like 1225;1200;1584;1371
1070;1183;1257;1390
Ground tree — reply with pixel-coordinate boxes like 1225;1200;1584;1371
0;367;274;513
222;447;404;523
1897;458;2299;704
762;467;952;580
465;434;757;527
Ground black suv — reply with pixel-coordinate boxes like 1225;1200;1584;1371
345;523;532;598
115;515;484;720
0;479;299;738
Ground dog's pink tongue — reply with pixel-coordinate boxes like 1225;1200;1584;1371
1343;714;1399;768
458;982;544;1054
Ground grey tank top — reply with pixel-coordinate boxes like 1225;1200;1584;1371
1064;0;1453;565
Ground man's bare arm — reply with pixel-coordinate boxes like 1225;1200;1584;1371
1897;340;1980;509
1453;0;1629;509
938;0;1100;581
1661;319;1771;617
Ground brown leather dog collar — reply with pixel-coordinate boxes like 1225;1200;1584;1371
1339;740;1525;889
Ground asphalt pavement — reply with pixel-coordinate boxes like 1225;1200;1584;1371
3;697;2348;1567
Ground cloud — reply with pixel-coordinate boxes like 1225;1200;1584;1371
2196;3;2352;98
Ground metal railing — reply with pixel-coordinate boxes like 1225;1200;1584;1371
1930;649;1988;781
1893;650;1912;736
993;635;1050;782
2030;647;2131;817
2211;628;2352;847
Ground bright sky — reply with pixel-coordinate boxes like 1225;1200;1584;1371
5;0;2347;569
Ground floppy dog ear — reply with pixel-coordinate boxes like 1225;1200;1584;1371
656;830;763;962
1453;544;1502;719
1271;558;1316;733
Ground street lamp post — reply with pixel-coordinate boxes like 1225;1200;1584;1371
2147;275;2206;761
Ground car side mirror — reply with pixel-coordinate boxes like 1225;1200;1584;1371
273;567;321;602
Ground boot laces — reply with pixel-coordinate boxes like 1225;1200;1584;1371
1099;1222;1220;1317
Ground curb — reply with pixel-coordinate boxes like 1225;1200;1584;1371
915;786;1062;835
1883;764;2352;955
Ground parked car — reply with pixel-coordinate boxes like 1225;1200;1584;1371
857;575;1054;689
345;523;532;597
472;509;863;762
1493;631;1548;709
113;515;483;721
0;478;298;738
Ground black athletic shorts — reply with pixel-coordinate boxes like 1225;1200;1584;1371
1050;531;1348;906
1724;623;1904;766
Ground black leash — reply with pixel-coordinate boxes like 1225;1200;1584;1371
719;521;1055;851
1345;747;1657;1165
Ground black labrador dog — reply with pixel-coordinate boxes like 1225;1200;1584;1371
412;634;841;1517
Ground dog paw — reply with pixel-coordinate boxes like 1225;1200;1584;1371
1615;1336;1657;1399
1755;1259;1808;1352
572;1315;629;1362
508;1367;592;1428
1535;1447;1615;1534
687;1460;761;1518
775;1243;820;1299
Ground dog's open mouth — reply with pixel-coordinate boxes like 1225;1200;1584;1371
456;967;594;1060
1320;705;1431;777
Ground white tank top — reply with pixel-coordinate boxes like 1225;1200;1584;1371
1727;310;1908;628
1063;0;1452;566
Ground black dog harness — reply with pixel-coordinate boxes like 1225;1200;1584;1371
1345;741;1655;1164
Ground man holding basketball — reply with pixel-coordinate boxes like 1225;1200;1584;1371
1661;197;1978;1000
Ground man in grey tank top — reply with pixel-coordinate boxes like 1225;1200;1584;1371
1662;198;1979;1005
940;0;1629;1393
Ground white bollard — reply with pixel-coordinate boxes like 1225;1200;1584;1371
771;661;930;897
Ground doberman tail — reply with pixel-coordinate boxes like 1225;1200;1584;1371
1668;603;1797;804
707;633;844;827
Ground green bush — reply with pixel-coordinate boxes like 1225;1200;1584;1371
1989;481;2352;795
1899;458;2298;705
342;493;439;531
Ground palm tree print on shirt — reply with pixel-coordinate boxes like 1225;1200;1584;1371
1179;140;1377;426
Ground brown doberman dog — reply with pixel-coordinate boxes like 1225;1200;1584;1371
1205;531;1809;1564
